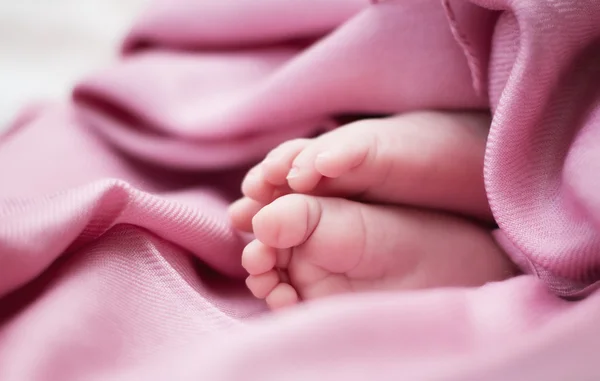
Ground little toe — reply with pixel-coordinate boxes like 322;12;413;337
246;270;280;299
266;283;299;309
242;239;277;275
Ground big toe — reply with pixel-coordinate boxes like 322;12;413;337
252;194;322;249
252;195;368;276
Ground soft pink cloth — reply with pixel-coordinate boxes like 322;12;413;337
1;0;600;379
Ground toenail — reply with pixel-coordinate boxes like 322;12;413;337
286;166;300;179
315;151;332;162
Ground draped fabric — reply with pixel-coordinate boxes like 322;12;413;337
1;1;600;379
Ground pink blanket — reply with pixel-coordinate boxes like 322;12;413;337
1;0;600;379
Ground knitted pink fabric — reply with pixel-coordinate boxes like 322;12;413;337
1;0;599;379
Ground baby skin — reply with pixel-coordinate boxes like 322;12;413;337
229;112;516;309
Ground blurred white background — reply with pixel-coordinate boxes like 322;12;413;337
0;0;147;130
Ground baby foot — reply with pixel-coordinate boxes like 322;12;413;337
242;193;514;309
241;112;493;223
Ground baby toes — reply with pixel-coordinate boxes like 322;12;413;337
285;125;375;193
313;138;371;178
242;239;300;308
240;139;310;204
252;194;322;249
285;145;325;193
228;197;264;232
240;165;281;203
265;283;299;309
261;138;310;186
241;239;277;275
245;270;280;299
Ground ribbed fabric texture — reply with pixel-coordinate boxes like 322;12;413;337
1;0;600;379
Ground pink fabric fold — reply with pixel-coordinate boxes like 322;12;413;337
2;0;600;379
474;0;600;297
